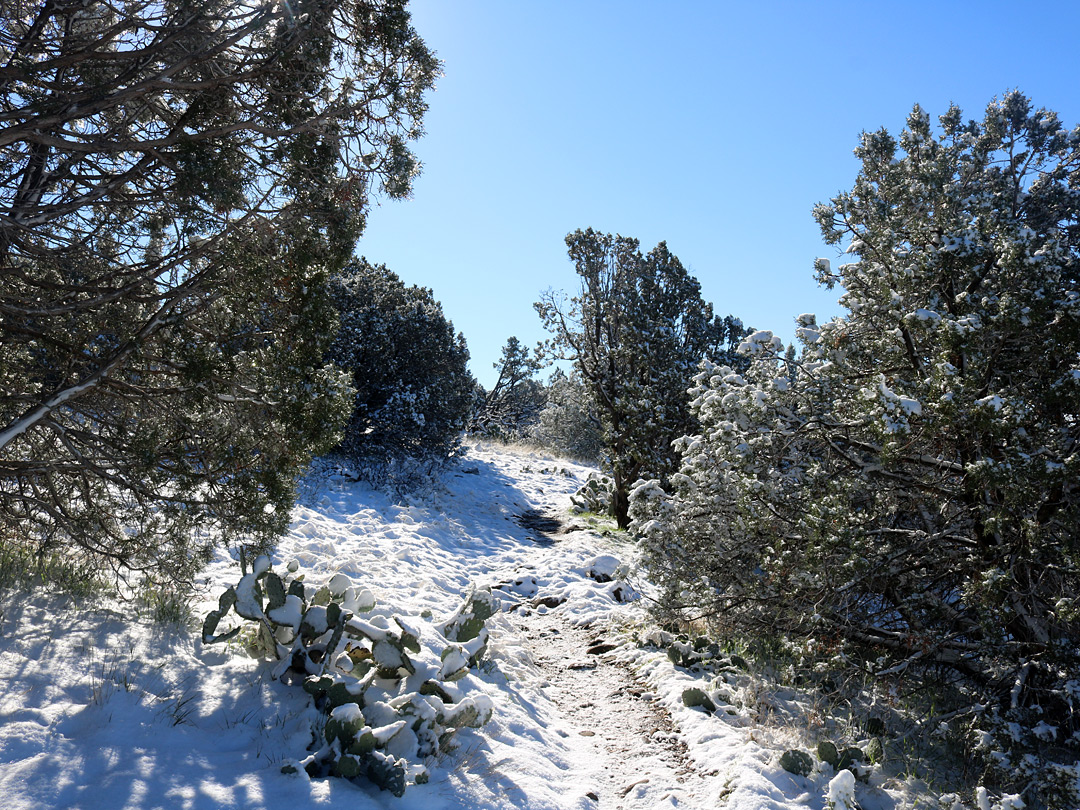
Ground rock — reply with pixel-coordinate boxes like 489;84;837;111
585;554;620;583
531;595;566;609
681;687;716;713
779;749;814;777
587;643;617;655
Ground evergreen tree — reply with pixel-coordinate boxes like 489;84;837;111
632;92;1080;806
328;259;473;460
536;228;745;528
470;336;546;438
0;1;438;583
526;368;603;462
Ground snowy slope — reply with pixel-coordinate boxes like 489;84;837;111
0;442;908;810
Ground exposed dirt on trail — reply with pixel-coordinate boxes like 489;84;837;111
514;508;564;545
507;602;704;809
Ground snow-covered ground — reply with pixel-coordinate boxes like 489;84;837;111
0;442;911;809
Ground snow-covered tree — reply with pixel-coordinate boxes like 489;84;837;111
470;336;546;439
536;229;746;527
631;92;1080;806
328;259;473;461
526;368;604;462
0;1;438;584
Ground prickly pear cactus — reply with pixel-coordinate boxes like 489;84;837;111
204;559;497;797
570;473;614;515
439;585;497;643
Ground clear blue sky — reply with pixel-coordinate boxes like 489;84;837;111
356;0;1080;389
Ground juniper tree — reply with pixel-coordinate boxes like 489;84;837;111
0;1;438;584
525;368;603;462
536;228;745;527
327;259;473;461
470;336;546;439
631;92;1080;806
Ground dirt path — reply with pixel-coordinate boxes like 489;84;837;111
507;600;704;809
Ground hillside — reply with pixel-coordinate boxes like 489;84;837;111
0;443;908;809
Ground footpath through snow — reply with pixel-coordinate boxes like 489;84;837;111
0;442;905;810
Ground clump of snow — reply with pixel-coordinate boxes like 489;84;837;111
327;572;353;596
826;768;857;809
267;593;304;631
584;554;620;582
738;330;784;356
330;701;364;724
233;571;263;620
252;554;272;577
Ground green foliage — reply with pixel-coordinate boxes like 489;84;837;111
0;0;438;586
327;259;474;461
631;91;1080;808
537;228;747;527
526;368;604;462
204;558;495;796
0;533;106;599
471;336;547;439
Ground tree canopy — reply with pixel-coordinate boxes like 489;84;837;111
0;0;438;583
327;258;473;461
631;92;1080;806
469;336;545;439
537;228;745;527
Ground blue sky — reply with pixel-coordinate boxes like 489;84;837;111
356;0;1080;389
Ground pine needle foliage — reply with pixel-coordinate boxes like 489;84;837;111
327;258;473;462
537;228;746;528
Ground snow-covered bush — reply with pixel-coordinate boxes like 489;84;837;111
203;557;495;795
327;259;474;462
631;92;1080;808
525;368;604;463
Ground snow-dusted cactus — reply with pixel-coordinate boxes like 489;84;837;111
570;473;614;516
205;560;496;796
825;769;857;810
440;585;497;644
779;749;814;777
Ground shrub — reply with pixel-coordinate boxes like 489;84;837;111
525;369;604;463
631;92;1080;807
327;259;474;461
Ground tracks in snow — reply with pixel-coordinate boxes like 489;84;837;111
507;603;703;809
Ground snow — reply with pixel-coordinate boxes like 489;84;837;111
267;594;304;631
827;769;857;809
0;442;911;810
331;702;365;724
328;572;353;596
